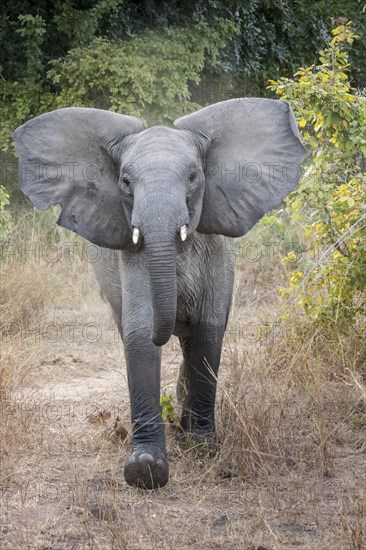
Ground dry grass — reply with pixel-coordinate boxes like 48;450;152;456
0;217;365;549
1;210;95;335
339;491;366;550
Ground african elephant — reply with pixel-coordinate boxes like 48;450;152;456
14;99;306;489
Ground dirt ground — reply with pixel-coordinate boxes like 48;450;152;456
1;262;365;550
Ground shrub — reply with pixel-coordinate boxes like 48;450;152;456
268;22;366;335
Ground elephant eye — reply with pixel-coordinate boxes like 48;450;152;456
189;171;197;183
121;174;133;195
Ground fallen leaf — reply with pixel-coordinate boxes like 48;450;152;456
87;409;112;425
110;416;128;442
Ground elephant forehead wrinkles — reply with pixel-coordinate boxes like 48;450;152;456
127;127;199;164
134;160;182;179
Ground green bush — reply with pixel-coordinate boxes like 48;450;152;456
0;13;236;152
47;20;236;125
268;22;366;334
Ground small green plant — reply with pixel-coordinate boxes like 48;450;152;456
160;394;176;424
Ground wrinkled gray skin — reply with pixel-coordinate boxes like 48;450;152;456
13;99;306;489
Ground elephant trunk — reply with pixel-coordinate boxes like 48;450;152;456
144;240;177;347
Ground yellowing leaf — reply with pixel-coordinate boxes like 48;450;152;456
299;117;307;127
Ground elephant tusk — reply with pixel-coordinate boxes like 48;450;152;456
180;225;187;242
132;227;140;245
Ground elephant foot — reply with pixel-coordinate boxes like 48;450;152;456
180;408;215;437
124;447;169;489
179;410;217;454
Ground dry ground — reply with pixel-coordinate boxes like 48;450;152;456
1;236;365;549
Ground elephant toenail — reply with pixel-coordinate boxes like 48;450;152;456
139;452;154;462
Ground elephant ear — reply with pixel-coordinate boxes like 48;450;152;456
174;99;306;237
13;107;144;249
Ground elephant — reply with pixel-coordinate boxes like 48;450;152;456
14;98;306;489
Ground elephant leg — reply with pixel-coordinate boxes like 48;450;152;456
180;324;225;437
122;330;169;489
176;336;191;406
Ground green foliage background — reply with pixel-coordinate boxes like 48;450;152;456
1;0;365;154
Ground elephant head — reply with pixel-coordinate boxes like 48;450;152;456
14;100;306;346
